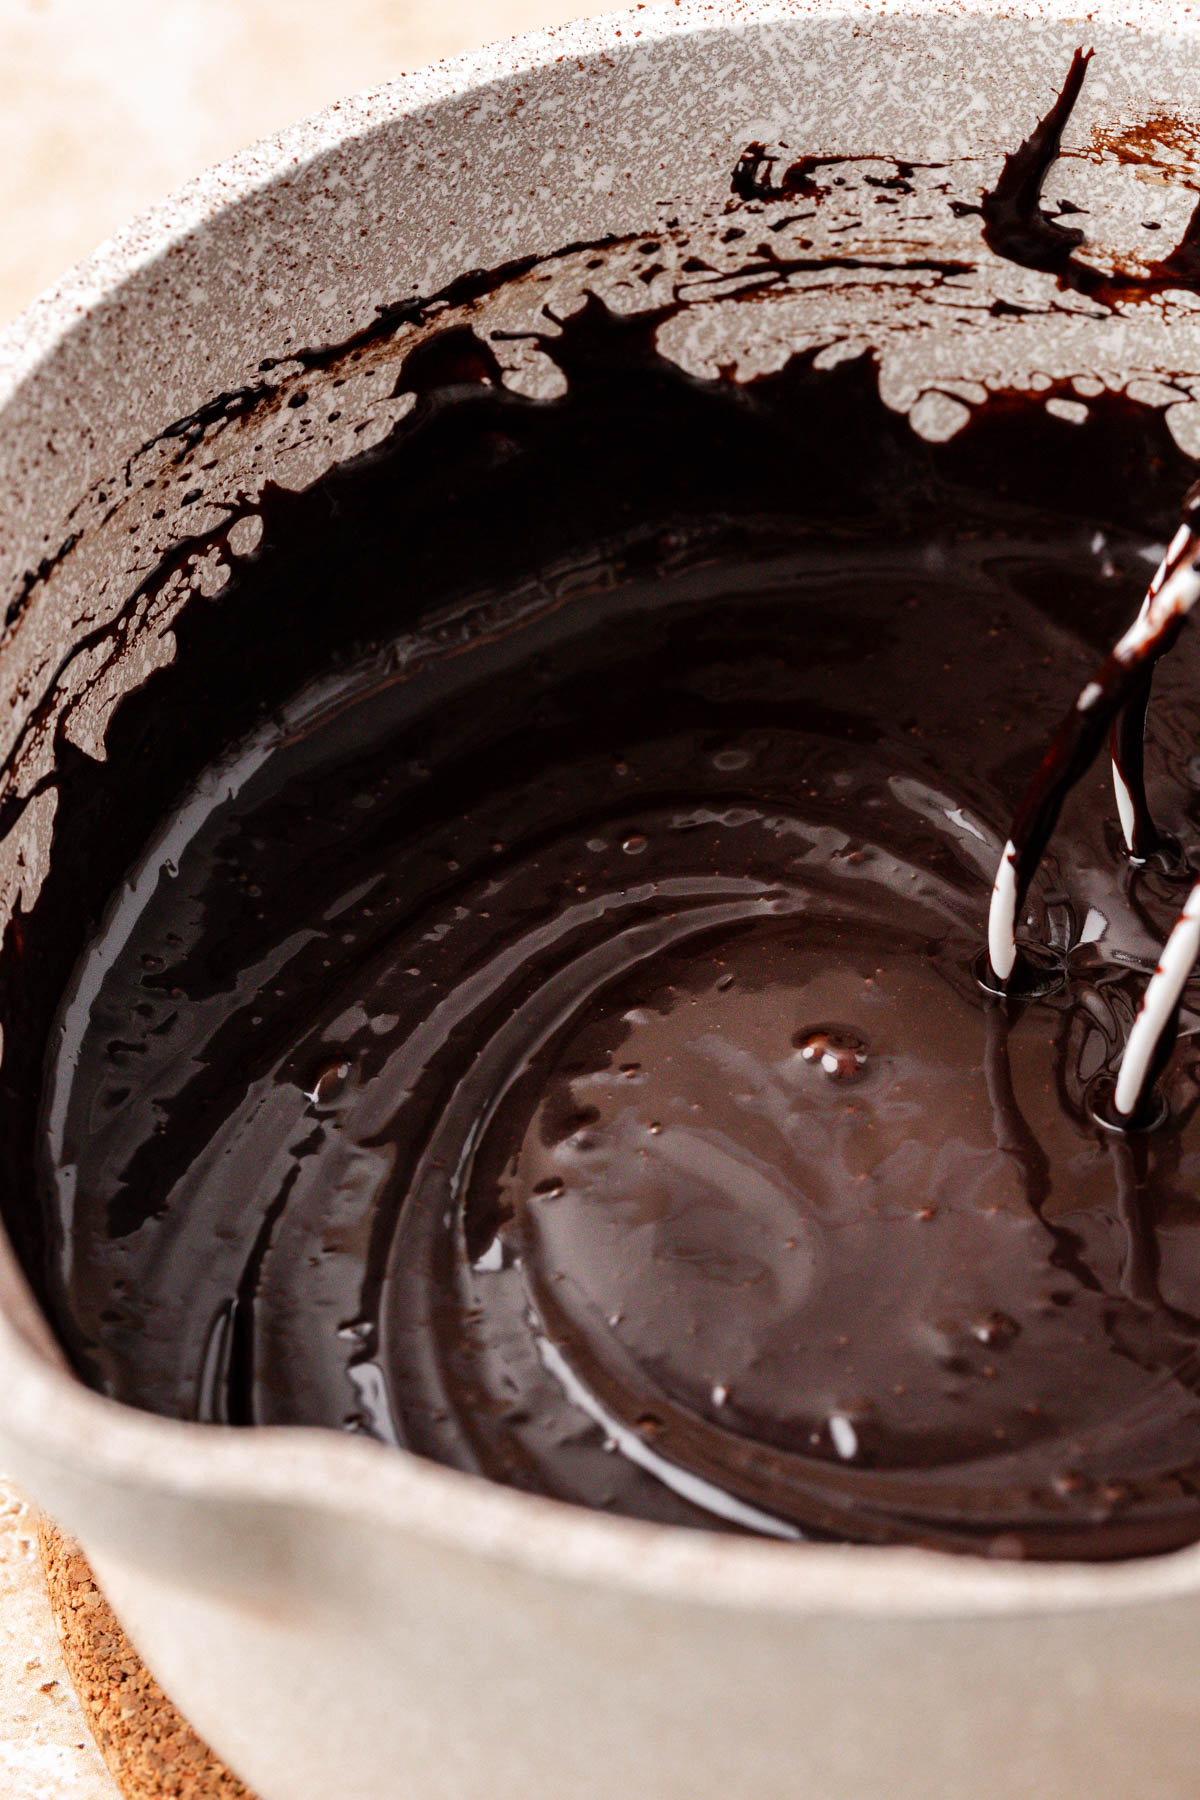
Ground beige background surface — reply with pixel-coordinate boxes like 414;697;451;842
0;0;608;328
0;0;621;1792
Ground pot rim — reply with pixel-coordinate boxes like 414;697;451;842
6;0;1200;1623
1;0;1193;417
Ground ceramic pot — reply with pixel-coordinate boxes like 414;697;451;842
3;4;1200;1795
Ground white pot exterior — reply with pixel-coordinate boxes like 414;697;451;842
4;4;1200;1794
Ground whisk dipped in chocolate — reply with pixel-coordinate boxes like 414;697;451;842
986;486;1200;1127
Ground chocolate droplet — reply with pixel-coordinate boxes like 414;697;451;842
972;1310;1021;1348
306;1060;353;1106
793;1025;868;1081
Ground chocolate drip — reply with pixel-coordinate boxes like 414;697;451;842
981;47;1095;281
982;48;1200;306
1109;489;1200;867
1110;676;1160;861
1112;879;1200;1126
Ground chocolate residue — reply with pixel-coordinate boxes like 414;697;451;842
1088;112;1200;175
982;47;1200;304
981;47;1096;279
731;145;921;208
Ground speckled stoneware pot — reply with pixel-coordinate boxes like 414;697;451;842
5;2;1200;1795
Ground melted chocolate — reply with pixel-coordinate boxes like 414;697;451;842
16;309;1200;1559
8;52;1200;1562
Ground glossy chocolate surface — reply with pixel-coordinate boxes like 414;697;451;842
25;320;1200;1558
9;53;1200;1560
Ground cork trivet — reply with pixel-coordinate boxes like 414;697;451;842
37;1519;258;1800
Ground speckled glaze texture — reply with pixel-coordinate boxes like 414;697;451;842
8;3;1200;1795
